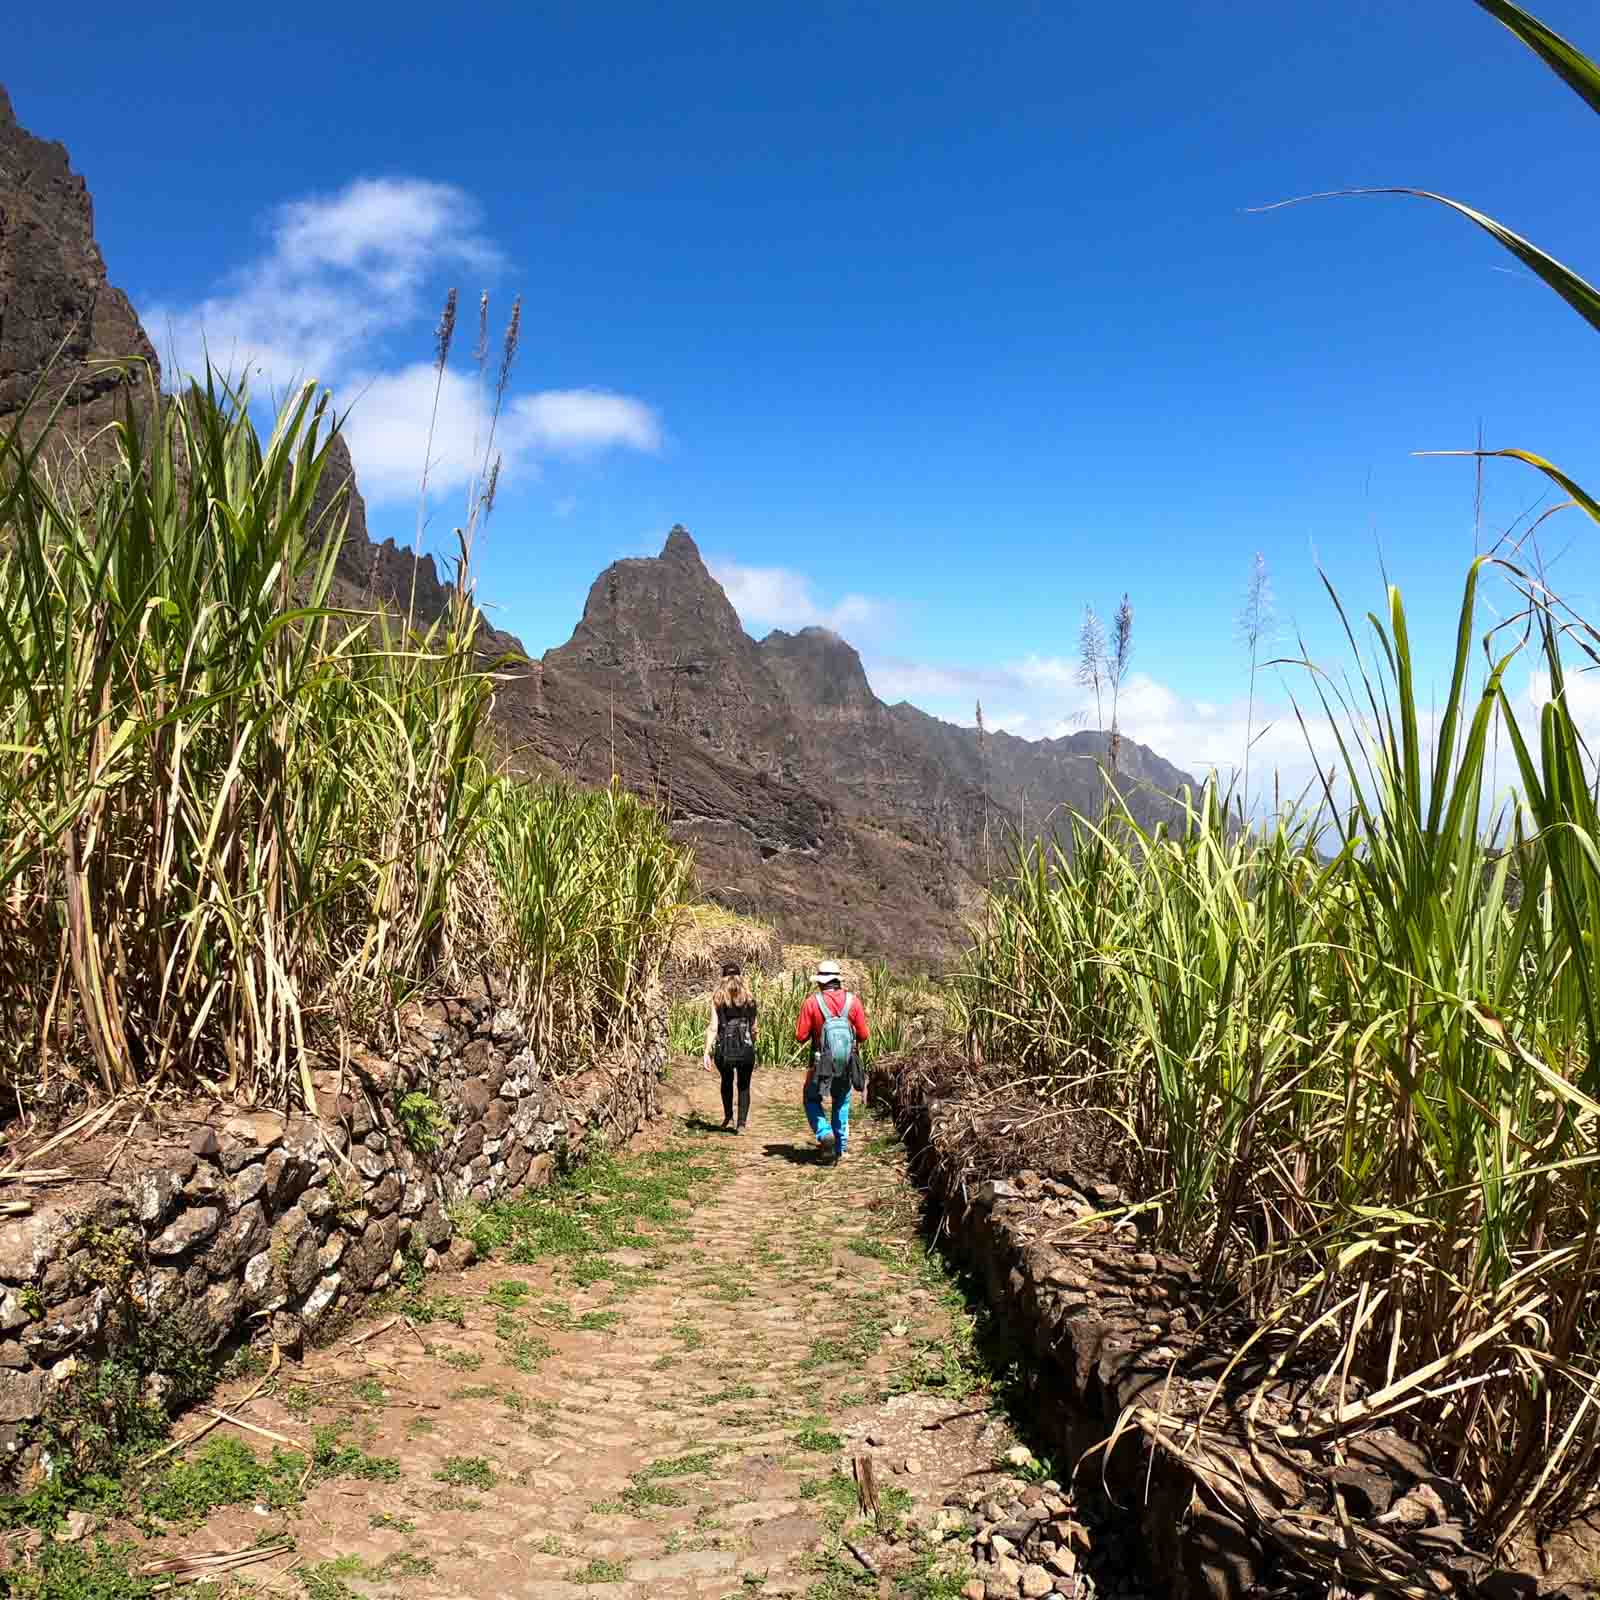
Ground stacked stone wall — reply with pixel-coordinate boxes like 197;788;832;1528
0;985;664;1464
876;1063;1570;1600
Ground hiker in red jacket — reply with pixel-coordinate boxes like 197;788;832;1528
795;961;869;1163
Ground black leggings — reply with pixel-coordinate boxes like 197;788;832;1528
718;1061;754;1121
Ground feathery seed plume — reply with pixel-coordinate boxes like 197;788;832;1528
1077;605;1106;733
496;296;523;407
434;288;458;372
481;455;502;521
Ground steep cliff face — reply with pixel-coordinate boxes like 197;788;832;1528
506;526;1196;959
759;627;878;721
544;527;795;764
0;79;1194;962
0;86;159;441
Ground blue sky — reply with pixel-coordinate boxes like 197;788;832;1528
11;1;1600;797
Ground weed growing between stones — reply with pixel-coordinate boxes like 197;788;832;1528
469;1144;722;1277
432;1455;496;1490
391;1088;449;1155
569;1555;628;1583
492;1310;552;1372
0;1314;231;1536
140;1436;304;1525
0;1538;161;1599
307;1426;399;1484
299;1554;364;1600
792;1421;843;1453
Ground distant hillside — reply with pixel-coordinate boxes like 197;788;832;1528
484;527;1195;960
1;84;1195;961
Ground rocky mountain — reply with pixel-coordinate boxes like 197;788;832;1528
0;86;158;448
0;84;1196;963
487;527;1195;960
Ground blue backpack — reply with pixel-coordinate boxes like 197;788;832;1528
816;993;857;1082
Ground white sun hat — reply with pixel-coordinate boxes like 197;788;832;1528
812;959;843;984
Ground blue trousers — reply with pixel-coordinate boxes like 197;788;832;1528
803;1071;851;1153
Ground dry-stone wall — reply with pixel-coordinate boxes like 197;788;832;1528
0;982;663;1472
876;1063;1570;1600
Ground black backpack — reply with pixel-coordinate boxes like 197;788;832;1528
716;1003;757;1070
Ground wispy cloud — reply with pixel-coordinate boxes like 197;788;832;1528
145;178;662;506
341;367;663;504
144;178;500;384
712;560;889;636
514;390;661;454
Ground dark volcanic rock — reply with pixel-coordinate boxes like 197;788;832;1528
760;627;877;720
499;525;1196;960
547;525;795;762
0;85;158;438
0;73;1193;962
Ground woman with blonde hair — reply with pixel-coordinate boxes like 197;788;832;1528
702;961;758;1132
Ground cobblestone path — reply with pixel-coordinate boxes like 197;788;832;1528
164;1064;1049;1599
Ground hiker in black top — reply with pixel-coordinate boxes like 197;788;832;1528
702;962;758;1133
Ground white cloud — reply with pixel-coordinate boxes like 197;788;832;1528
513;390;662;454
340;367;664;505
1527;665;1600;749
145;178;500;385
145;179;663;507
863;650;1344;815
711;560;889;636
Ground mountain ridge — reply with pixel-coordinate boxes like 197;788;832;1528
0;84;1195;960
489;525;1195;957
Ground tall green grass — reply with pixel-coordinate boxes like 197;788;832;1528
970;0;1600;1546
0;368;687;1108
962;561;1600;1543
477;779;689;1055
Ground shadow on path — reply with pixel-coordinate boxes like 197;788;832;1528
762;1140;823;1166
682;1112;733;1135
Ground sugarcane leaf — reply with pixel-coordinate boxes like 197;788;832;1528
1254;187;1600;336
1474;0;1600;118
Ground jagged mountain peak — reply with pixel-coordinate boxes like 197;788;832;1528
759;626;876;717
661;524;706;567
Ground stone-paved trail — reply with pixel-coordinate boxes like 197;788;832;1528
170;1064;1101;1600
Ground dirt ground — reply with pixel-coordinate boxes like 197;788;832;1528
104;1063;1092;1600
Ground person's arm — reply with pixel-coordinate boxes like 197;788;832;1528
702;1006;717;1072
795;997;815;1081
849;995;869;1042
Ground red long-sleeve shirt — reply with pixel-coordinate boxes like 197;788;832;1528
795;988;869;1047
